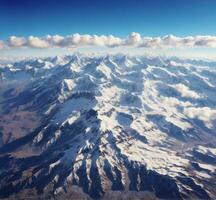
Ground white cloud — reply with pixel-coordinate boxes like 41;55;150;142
8;36;26;47
27;36;50;48
0;40;4;49
2;33;216;49
172;83;201;99
183;107;216;128
124;32;142;46
194;36;216;48
7;36;50;48
162;97;192;107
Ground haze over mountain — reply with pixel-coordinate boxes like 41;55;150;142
0;55;216;199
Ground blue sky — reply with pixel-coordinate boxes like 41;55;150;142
1;0;216;38
1;0;216;58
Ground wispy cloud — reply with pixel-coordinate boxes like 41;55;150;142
2;32;216;49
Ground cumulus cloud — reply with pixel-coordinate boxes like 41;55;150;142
124;32;142;45
27;36;50;48
172;83;202;99
8;36;26;47
183;107;216;128
162;97;192;107
194;36;216;48
1;33;216;49
43;34;122;48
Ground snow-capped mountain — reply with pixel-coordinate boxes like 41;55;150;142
0;55;216;199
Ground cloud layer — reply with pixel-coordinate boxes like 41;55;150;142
1;32;216;49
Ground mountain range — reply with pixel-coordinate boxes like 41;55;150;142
0;55;216;199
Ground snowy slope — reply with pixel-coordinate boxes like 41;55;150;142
0;55;216;199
